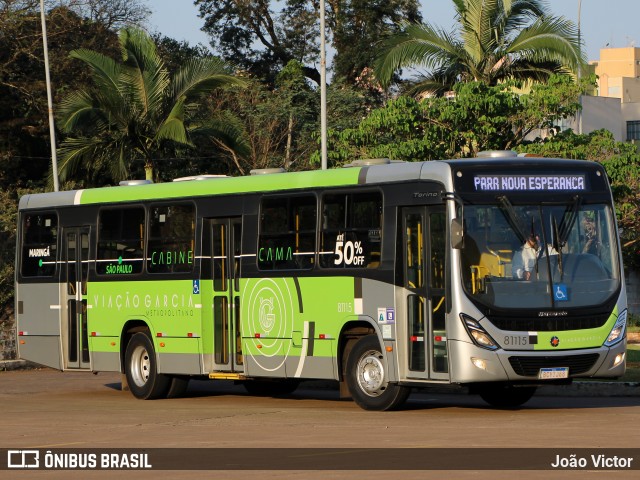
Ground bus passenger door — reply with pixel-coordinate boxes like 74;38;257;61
63;227;91;370
208;218;244;373
402;207;449;381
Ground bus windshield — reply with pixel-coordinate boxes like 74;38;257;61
460;199;620;310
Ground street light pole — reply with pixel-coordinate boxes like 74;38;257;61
319;0;328;170
577;0;582;80
577;0;583;135
40;0;60;192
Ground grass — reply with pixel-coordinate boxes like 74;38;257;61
575;342;640;383
627;344;640;362
619;343;640;382
624;322;640;382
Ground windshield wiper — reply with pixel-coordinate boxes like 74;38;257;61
557;195;582;247
552;217;563;281
497;196;528;244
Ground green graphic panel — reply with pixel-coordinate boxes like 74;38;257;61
80;169;361;205
241;277;356;340
532;306;618;351
88;280;202;347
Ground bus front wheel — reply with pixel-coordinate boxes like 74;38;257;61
125;332;171;400
346;335;410;411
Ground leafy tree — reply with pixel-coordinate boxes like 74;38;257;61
56;27;247;184
322;76;584;165
205;61;318;174
195;0;420;85
328;0;420;84
0;2;148;357
375;0;584;95
0;3;122;190
58;0;150;29
518;129;640;268
206;59;372;174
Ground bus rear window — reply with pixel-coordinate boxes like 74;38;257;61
320;192;382;269
21;213;58;277
148;204;195;274
97;208;145;275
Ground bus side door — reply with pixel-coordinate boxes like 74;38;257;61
206;217;244;373
402;207;449;381
62;226;91;369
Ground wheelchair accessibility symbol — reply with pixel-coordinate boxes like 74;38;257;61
554;283;568;301
193;280;200;295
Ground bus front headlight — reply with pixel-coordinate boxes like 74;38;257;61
604;309;627;347
461;314;498;351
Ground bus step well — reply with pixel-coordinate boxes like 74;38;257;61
208;372;247;380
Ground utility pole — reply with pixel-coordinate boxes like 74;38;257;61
320;0;328;170
577;0;583;135
577;0;582;80
40;0;60;191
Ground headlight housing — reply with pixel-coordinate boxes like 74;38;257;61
604;309;627;347
460;314;498;350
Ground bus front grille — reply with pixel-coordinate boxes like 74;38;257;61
508;353;600;377
488;313;610;332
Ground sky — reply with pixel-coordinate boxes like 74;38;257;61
148;0;639;64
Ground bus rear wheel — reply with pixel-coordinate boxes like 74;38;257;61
476;384;537;408
166;376;189;398
125;332;171;400
346;335;410;411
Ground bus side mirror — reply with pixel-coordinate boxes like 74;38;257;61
451;218;463;249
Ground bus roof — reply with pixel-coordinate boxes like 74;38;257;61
18;156;603;210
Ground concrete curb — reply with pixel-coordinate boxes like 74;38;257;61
537;381;640;397
0;359;34;371
1;360;638;396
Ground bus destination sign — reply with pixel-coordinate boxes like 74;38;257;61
473;174;586;192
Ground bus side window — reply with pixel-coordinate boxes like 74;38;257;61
258;195;316;271
21;213;58;277
97;207;145;275
148;204;195;274
320;191;382;269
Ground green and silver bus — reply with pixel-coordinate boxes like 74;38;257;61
15;152;628;410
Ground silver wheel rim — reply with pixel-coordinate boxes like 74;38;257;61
130;344;151;388
356;349;387;397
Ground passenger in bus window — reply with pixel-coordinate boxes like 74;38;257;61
512;234;539;280
582;217;598;255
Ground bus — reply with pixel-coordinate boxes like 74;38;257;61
15;151;628;410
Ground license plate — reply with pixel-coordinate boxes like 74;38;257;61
538;367;569;379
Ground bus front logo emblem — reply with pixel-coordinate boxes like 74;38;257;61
550;336;560;347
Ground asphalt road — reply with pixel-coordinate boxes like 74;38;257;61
1;369;639;479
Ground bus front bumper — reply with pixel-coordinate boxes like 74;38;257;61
448;339;627;384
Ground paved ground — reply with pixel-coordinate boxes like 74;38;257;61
0;368;639;479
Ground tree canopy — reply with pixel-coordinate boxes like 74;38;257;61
375;0;585;95
195;0;421;85
55;27;247;184
322;74;586;164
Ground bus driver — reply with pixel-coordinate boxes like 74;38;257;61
512;234;539;280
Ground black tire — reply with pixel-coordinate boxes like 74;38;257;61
166;376;190;399
243;379;300;397
345;335;410;411
477;384;537;408
124;332;171;400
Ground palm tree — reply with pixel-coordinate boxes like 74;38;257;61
375;0;585;95
56;28;247;184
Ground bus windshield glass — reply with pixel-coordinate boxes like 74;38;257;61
460;200;620;310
